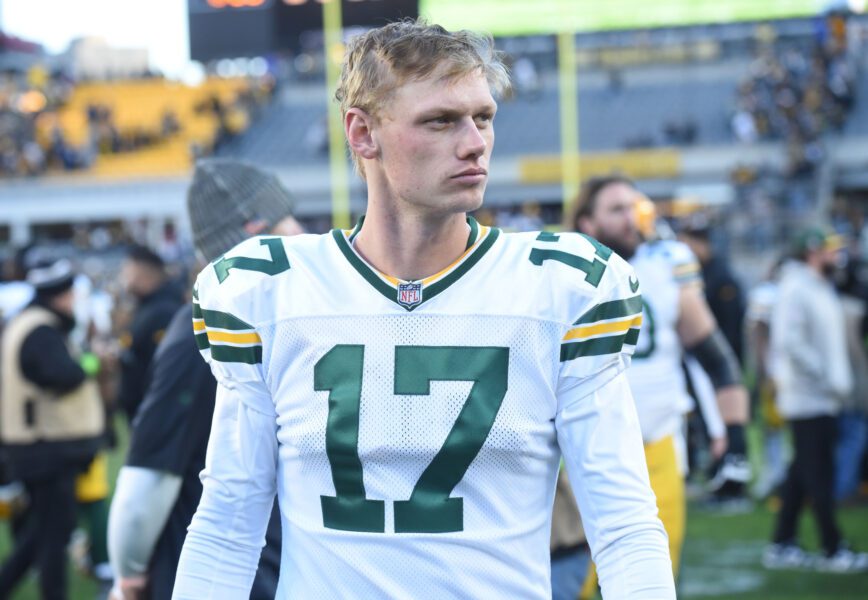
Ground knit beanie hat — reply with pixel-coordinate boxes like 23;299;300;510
27;258;75;298
187;159;296;262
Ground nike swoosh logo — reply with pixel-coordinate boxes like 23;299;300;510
629;276;640;293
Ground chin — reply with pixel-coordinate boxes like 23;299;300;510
452;187;486;213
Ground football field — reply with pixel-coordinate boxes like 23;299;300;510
1;423;866;599
680;503;868;599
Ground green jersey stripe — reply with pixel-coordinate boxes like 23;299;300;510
348;216;365;243
192;302;203;319
560;332;628;361
573;295;642;325
422;227;499;308
201;308;256;331
210;344;263;365
332;228;398;300
465;217;479;251
195;332;210;351
624;328;640;346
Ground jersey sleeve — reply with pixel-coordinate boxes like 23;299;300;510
666;240;703;288
555;234;643;406
192;236;281;397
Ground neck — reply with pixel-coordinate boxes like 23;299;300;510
352;203;471;282
804;257;826;278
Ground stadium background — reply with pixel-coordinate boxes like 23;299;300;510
1;0;868;598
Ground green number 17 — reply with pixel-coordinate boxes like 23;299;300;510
315;345;509;534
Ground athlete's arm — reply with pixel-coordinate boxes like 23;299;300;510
677;284;748;425
108;467;182;594
557;368;675;600
684;358;727;459
172;380;278;599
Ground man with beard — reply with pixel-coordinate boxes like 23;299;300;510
561;175;749;591
764;226;868;573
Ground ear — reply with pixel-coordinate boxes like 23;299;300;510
345;108;378;161
577;215;594;236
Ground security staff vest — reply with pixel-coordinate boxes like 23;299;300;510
1;306;104;445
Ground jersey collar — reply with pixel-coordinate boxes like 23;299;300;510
331;216;500;312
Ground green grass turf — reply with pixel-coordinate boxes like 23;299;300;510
1;418;866;599
679;502;868;599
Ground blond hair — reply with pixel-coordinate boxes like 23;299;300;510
336;19;510;176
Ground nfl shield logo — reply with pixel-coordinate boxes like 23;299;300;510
397;282;423;309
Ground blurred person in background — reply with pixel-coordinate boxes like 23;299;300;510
560;176;749;597
0;258;104;600
69;269;118;592
677;212;747;365
745;259;789;500
832;249;868;503
108;159;301;600
764;226;867;573
0;246;36;322
677;212;750;502
117;245;183;422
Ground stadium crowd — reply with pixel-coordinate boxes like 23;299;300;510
0;67;275;179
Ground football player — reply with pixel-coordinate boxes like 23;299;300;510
565;176;749;585
173;21;674;599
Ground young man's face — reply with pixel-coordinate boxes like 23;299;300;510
580;182;643;260
371;69;497;217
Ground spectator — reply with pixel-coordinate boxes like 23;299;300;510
745;259;788;499
117;245;183;422
0;258;104;599
764;226;868;573
108;160;303;600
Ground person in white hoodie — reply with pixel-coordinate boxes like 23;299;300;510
764;225;867;573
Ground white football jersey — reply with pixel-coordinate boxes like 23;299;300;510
177;220;670;599
627;239;703;443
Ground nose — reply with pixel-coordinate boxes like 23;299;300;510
457;117;487;160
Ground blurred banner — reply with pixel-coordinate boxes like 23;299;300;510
420;0;825;36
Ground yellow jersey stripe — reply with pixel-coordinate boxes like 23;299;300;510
206;331;262;345
562;314;643;341
421;227;489;285
192;320;206;332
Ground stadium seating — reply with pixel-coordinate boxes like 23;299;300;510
35;78;254;178
215;62;738;167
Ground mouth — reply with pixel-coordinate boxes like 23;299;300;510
451;168;488;184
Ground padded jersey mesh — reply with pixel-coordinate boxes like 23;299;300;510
260;312;563;597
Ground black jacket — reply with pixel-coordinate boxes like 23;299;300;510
19;300;85;394
701;255;746;364
118;280;183;421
